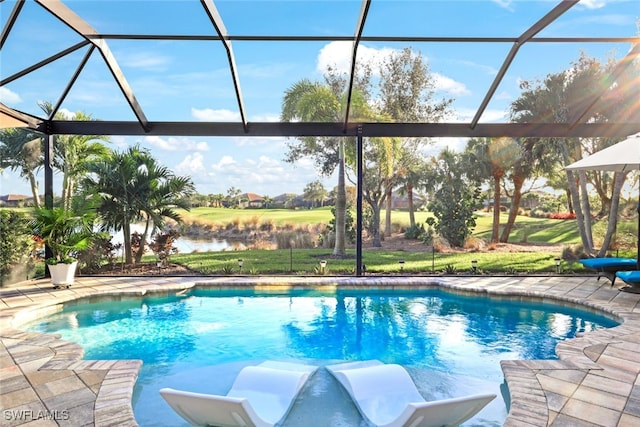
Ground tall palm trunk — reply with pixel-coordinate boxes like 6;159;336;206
333;141;346;257
598;172;625;257
135;217;151;264
371;202;382;247
385;188;392;237
123;219;133;264
500;175;524;242
578;170;594;249
491;171;503;243
566;170;593;254
28;172;41;208
407;182;416;229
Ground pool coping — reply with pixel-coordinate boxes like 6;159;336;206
2;274;640;426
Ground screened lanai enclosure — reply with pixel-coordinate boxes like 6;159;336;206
1;0;639;277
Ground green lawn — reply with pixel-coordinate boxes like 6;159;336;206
7;206;638;280
169;247;588;275
181;207;584;245
179;206;335;226
165;206;637;275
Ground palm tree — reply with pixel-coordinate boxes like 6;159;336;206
0;128;43;207
361;135;403;247
53;111;110;210
509;53;634;252
83;145;194;264
281;79;349;257
465;137;520;243
125;154;194;263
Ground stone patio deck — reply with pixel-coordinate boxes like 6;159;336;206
1;274;640;426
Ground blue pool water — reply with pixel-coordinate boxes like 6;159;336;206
28;288;618;426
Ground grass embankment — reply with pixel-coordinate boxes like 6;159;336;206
171;247;579;275
169;207;636;275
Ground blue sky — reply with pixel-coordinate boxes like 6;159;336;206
1;0;638;198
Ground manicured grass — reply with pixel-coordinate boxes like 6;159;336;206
180;207;584;245
170;247;587;275
179;207;335;226
12;206;638;279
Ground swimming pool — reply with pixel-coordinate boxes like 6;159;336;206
28;288;618;426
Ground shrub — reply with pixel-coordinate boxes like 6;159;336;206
0;210;36;286
245;215;260;230
548;212;576;220
404;224;425;240
443;264;457;274
77;235;121;273
149;230;180;266
274;231;315;249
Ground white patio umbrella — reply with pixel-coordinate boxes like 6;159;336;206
566;132;640;266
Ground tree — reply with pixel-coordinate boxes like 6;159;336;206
464;137;520;243
0;128;43;207
424;148;480;247
37;104;111;210
510;52;640;253
359;136;403;247
132;158;194;263
82;145;194;264
281;79;351;257
226;186;242;208
302;180;328;208
0;210;34;285
1;102;110;210
375;48;452;235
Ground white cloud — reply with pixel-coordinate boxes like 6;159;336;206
59;108;74;119
452;107;509;123
0;87;22;104
204;154;328;195
250;113;280;122
428;137;468;155
233;136;287;149
579;0;607;10
215;155;237;168
491;0;515;11
191;107;241;121
317;42;469;98
433;73;470;95
175;152;207;176
317;41;395;76
142;135;210;152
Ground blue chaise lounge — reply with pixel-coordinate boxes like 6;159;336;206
615;271;640;293
579;257;638;286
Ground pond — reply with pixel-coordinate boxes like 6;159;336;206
111;224;247;254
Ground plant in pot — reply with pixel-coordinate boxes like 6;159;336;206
33;207;95;288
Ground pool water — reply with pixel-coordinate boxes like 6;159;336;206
29;288;618;426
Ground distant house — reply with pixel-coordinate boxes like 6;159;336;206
241;192;264;208
272;193;297;208
0;194;33;207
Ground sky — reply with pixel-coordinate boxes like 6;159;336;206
1;0;638;199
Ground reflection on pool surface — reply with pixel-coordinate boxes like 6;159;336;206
28;288;618;426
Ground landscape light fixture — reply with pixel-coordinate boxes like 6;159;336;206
471;259;478;273
555;257;561;274
238;259;244;272
399;259;405;272
320;259;327;274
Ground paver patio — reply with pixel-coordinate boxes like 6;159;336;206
1;274;640;426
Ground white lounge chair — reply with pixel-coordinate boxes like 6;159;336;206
160;361;317;427
326;360;496;427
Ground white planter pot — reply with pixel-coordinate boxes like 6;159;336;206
48;261;78;286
